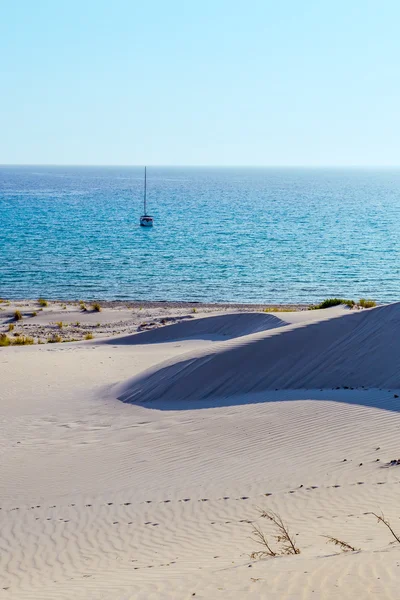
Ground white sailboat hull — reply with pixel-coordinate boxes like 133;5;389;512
140;215;154;227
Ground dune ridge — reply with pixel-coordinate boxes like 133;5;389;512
118;303;400;405
104;311;287;344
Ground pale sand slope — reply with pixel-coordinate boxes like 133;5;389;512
2;305;400;599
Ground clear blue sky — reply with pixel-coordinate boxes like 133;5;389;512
1;0;400;166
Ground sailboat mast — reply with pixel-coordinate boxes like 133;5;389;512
144;166;147;215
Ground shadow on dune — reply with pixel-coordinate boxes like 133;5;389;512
99;312;287;345
116;303;400;411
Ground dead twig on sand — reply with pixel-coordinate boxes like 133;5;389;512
323;536;359;552
250;523;277;558
370;512;400;544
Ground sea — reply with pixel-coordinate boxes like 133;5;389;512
1;165;400;304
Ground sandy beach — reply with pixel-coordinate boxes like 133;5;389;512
2;299;400;599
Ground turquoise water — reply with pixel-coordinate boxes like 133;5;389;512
1;166;400;304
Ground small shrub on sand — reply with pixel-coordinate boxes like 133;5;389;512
323;536;359;552
47;334;62;343
92;302;101;312
84;333;94;340
250;509;300;559
14;310;23;321
38;298;48;307
32;311;37;317
309;298;355;310
62;305;67;310
192;307;197;313
0;334;11;347
56;321;63;329
359;298;376;308
80;303;88;312
8;323;15;332
75;321;80;327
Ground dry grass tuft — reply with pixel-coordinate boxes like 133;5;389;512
12;336;34;345
8;323;15;332
92;302;101;312
56;321;63;329
0;334;11;347
84;333;94;340
47;334;62;343
323;536;359;552
1;334;34;346
359;298;377;308
14;310;23;321
263;307;293;313
38;298;48;307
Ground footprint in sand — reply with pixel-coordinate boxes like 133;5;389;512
152;523;159;526
163;500;171;503
145;500;152;504
124;502;131;506
200;498;209;502
240;496;249;500
85;504;92;507
107;502;113;505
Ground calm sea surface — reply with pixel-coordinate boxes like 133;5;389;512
1;166;400;304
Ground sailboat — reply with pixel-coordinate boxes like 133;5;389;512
139;166;154;227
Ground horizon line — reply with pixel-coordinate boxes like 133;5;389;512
2;164;400;169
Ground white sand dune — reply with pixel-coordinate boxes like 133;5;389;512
118;303;400;406
2;303;400;599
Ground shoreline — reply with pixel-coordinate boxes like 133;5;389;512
0;298;308;345
4;298;309;310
